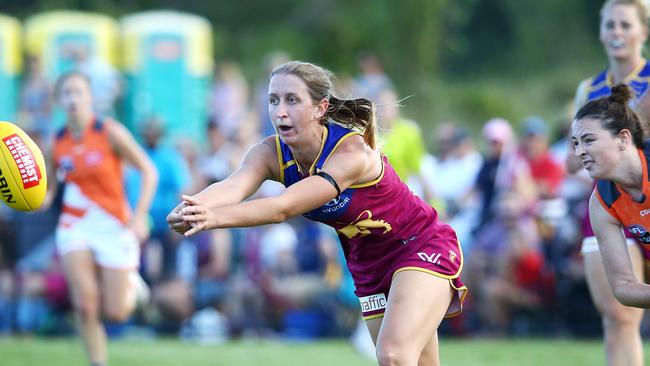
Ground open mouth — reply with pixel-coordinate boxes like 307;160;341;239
610;39;625;49
278;126;292;133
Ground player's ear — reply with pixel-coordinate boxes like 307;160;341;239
618;128;633;148
315;98;329;119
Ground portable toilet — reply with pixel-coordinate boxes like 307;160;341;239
24;11;120;126
120;10;213;143
0;14;22;121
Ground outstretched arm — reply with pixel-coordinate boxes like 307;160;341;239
179;173;338;232
191;138;277;208
168;136;278;234
590;192;650;307
178;135;373;235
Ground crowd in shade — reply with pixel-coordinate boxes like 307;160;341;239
0;46;626;350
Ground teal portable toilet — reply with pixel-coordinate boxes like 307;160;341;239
0;14;22;121
24;11;119;127
121;11;213;142
25;11;118;82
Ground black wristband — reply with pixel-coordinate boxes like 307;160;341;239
315;171;341;196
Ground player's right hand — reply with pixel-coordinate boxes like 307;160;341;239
167;201;191;234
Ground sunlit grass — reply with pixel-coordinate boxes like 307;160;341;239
1;336;646;366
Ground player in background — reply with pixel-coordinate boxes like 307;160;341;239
167;61;467;366
46;71;157;366
568;1;650;365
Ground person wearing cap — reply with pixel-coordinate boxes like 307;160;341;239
520;116;565;199
473;118;536;233
425;123;483;246
464;118;542;333
126;116;192;278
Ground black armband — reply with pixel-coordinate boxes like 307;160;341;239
315;171;341;196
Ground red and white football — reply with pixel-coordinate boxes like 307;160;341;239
0;121;47;211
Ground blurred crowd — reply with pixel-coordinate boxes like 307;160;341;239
0;48;622;344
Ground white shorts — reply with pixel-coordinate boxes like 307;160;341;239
56;204;140;269
580;236;637;254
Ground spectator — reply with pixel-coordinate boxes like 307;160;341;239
424;123;483;245
352;50;393;102
70;45;122;118
473;118;537;234
18;55;53;145
520;116;566;199
126;116;192;278
208;61;249;139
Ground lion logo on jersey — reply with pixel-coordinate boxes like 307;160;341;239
626;224;650;244
449;250;457;264
338;210;392;239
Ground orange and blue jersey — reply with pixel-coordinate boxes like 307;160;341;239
595;141;650;259
577;61;650;240
52;118;130;224
276;123;465;310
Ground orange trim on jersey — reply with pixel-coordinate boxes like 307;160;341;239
595;188;623;223
62;205;87;218
615;147;649;204
595;147;649;226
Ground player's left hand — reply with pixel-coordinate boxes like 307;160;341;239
179;194;214;236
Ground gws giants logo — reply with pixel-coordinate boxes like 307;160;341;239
626;224;650;244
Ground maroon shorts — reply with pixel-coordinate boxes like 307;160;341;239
356;224;468;320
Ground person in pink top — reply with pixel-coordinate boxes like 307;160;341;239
167;61;466;366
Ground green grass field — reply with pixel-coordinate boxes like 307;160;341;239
1;336;648;366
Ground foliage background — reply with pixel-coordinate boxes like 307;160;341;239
0;0;612;143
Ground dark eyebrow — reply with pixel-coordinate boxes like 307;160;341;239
268;92;299;98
